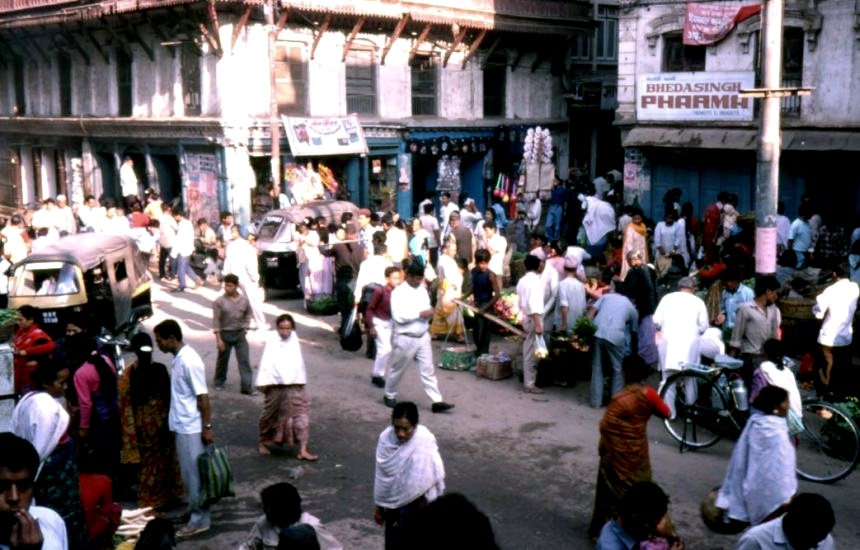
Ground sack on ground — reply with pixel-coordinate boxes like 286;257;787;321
198;445;234;507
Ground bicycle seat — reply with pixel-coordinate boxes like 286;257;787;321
714;354;744;370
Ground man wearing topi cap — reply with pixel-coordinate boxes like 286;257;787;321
652;276;709;417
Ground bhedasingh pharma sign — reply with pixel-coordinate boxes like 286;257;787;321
636;71;755;121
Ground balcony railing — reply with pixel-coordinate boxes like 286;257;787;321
0;0;80;12
781;78;802;117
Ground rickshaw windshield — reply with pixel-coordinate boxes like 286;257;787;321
12;261;81;297
258;215;285;240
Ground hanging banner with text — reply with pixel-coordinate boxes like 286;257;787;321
683;3;762;46
283;114;369;157
636;71;755;121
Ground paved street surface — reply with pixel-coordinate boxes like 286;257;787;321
140;280;860;549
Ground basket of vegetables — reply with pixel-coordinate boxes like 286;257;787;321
0;309;17;343
305;294;339;316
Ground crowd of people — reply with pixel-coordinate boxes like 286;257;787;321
3;170;858;549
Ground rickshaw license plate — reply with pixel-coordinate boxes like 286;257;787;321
265;257;279;267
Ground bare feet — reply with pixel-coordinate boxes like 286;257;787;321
524;385;545;394
258;444;271;455
298;451;319;462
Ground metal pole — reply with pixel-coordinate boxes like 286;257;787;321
754;0;783;275
267;0;282;194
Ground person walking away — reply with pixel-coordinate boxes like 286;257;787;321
255;314;318;461
788;203;813;268
558;256;587;335
588;284;639;408
466;249;498;357
652;276;709;417
813;264;859;399
580;185;616;261
157;204;177;280
366;267;403;389
212;274;254;394
169;208;202;292
385;262;454;413
737;493;836;550
620;250;659;367
153;320;214;538
448;212;474;268
545;177;566;241
118;333;183;510
324;223;365;328
716;386;796;527
517;254;546;394
239;482;341;549
619;208;648;281
589;355;671;538
702;192;728;265
11;361;88;548
0;433;68;550
223;225;268;330
374;402;446;550
536;248;560;334
419;204;441;267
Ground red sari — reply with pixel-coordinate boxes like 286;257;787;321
589;384;670;537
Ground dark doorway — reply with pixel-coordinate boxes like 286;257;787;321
94;152;118;202
116;49;133;117
150;154;182;204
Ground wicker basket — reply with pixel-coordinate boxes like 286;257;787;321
475;354;513;380
440;345;477;371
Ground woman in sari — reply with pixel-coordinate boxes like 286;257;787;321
73;336;121;478
716;385;796;526
374;401;445;550
119;333;184;509
429;239;465;340
619;208;649;281
12;359;90;549
589;354;671;538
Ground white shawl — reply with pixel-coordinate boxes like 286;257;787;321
374;424;445;509
255;331;307;387
582;196;616;245
11;391;70;475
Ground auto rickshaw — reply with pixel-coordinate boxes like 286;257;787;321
255;200;359;293
8;233;153;341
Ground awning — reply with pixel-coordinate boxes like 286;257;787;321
623;126;860;151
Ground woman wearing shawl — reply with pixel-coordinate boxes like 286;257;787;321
429;239;465;340
619;208;649;281
300;218;333;299
118;333;184;508
374;401;445;550
716;385;796;526
73;336;121;477
12;360;90;549
588;354;671;538
256;313;318;461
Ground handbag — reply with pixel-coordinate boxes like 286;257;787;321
340;306;363;352
197;444;235;507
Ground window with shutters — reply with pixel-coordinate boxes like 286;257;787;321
411;54;437;116
483;52;506;117
663;33;705;72
275;42;308;115
596;6;618;61
346;48;376;115
181;43;202;116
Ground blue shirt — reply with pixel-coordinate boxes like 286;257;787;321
722;283;755;329
595;519;636;550
593;293;638;347
491;203;509;230
550;185;567;206
789;218;812;253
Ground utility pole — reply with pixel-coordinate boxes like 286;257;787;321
741;0;811;275
267;0;281;194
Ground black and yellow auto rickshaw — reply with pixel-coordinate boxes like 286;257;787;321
8;233;152;341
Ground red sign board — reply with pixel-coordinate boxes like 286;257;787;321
683;3;762;46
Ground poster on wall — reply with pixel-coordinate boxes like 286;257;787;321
436;155;461;192
282;114;369;157
398;154;411;192
636;71;755;122
184;152;220;226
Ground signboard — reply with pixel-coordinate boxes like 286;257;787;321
184;152;220;226
636;72;755;122
283;114;369;157
684;3;762;46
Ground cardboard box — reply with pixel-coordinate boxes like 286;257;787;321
476;354;513;380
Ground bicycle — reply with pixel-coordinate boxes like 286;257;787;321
659;354;860;484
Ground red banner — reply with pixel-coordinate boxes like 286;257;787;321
683;3;762;46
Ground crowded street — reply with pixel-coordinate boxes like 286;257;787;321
134;280;860;549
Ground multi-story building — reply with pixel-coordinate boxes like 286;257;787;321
617;0;860;220
0;0;600;226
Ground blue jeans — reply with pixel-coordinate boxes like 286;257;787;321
174;432;211;528
590;337;624;407
175;254;201;289
545;204;564;241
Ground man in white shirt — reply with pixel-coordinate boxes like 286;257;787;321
653;209;684;274
171;208;203;292
737;492;835;550
54;194;77;235
384;262;454;413
814;264;859;398
484;221;507;279
120;156;140;203
439;192;459;238
419;203;441;267
223;225;268;330
517;254;545;394
459;198;482;233
775;201;791;254
558;256;586;333
382;213;408;265
154;320;214;539
0;433;68;550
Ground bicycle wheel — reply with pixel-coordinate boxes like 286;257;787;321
660;371;729;449
795;400;860;483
